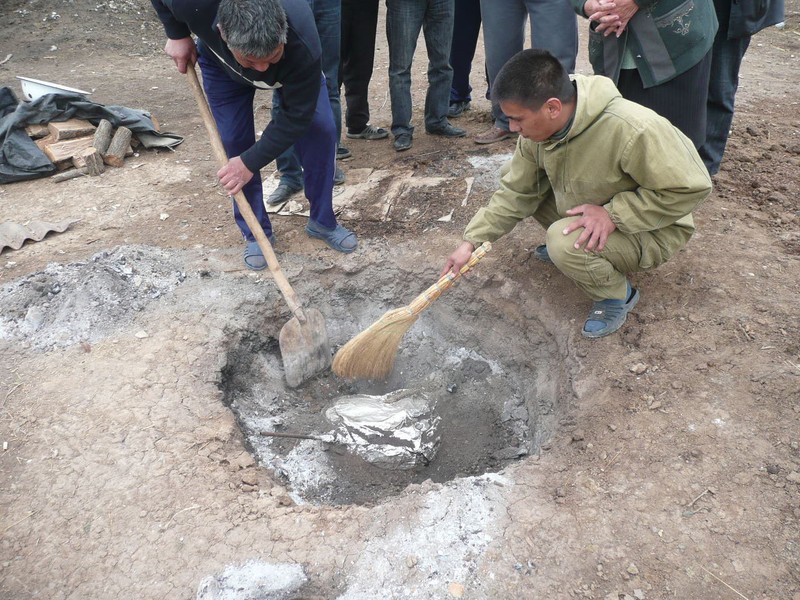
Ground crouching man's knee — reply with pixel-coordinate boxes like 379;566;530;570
544;217;582;266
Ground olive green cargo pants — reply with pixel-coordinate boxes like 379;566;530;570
533;200;692;301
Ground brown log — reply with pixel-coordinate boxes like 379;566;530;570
73;147;104;176
103;126;132;167
93;119;113;155
51;168;88;183
47;118;95;141
26;124;50;139
42;135;95;164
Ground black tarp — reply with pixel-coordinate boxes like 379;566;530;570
0;87;183;184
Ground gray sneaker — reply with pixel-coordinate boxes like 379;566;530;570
267;183;302;205
346;124;389;140
334;165;345;185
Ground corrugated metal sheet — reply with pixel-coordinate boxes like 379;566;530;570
0;219;79;253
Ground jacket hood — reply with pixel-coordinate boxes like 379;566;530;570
560;74;622;143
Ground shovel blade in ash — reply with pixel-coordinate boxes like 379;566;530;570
279;307;332;388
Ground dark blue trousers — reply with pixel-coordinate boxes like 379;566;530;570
698;0;751;175
449;0;482;103
198;52;338;241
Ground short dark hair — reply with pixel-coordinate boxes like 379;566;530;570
217;0;288;58
492;49;575;110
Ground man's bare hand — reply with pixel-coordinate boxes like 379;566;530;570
441;241;476;277
164;37;197;73
217;157;254;196
563;204;616;253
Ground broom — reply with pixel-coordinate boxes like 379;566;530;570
332;242;491;380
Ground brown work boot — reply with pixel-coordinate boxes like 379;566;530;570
474;125;516;145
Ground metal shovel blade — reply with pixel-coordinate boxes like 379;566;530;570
279;307;332;388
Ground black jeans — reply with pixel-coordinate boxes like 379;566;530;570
340;0;380;134
449;0;483;104
698;0;752;175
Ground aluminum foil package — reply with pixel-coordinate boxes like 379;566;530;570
324;389;441;470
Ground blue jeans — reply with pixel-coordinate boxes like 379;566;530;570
450;0;483;103
386;0;455;136
274;0;342;189
198;53;338;240
698;0;750;176
480;0;578;131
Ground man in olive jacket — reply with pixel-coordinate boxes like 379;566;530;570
442;50;712;338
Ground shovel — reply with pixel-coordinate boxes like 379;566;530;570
185;64;331;388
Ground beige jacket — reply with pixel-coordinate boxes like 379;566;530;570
464;75;712;266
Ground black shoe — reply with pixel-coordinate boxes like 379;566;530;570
426;123;466;138
532;244;552;264
346;124;389;140
267;183;302;205
337;146;352;160
448;100;471;118
334;165;345;185
393;133;413;152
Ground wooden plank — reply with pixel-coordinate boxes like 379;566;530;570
26;124;50;139
41;135;95;163
35;134;55;151
47;118;95;141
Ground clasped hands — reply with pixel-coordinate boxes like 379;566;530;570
583;0;639;37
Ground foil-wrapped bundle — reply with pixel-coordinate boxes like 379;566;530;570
325;389;441;470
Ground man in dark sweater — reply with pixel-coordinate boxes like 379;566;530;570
151;0;358;269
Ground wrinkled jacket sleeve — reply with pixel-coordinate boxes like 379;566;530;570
239;62;320;172
150;0;192;40
605;122;711;233
463;140;553;246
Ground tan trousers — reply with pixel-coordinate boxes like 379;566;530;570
532;200;690;301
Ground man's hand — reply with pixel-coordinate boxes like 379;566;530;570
164;37;198;73
217;157;254;196
441;241;476;277
563;204;616;253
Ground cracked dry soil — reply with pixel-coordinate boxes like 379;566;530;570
1;1;800;598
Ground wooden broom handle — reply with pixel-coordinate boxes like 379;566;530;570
408;242;491;315
185;65;306;322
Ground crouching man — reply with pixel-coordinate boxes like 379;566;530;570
442;49;711;338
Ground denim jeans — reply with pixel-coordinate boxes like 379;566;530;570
480;0;578;131
340;0;380;134
386;0;455;136
450;0;483;103
274;0;342;188
698;0;751;175
199;53;338;240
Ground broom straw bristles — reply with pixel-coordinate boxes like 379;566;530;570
332;242;491;381
331;307;419;380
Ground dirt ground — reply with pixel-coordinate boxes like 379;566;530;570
2;1;799;598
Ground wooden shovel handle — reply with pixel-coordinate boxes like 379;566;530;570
185;65;306;321
408;242;491;315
